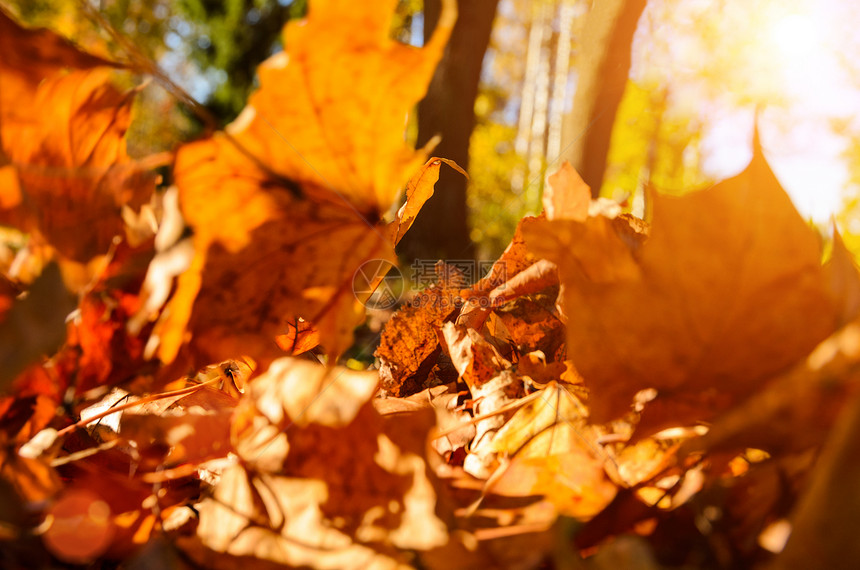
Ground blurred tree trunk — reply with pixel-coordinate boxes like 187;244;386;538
399;0;499;264
562;0;647;196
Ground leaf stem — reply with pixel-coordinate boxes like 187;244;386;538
56;378;221;438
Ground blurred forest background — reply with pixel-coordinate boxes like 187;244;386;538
6;0;860;263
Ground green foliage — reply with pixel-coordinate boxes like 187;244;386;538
175;0;293;122
467;111;523;261
601;80;711;214
837;134;860;259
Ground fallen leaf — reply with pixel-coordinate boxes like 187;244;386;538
376;265;463;397
0;445;61;504
457;216;548;332
487;382;617;519
376;305;443;397
0;11;112;124
119;407;234;470
771;391;860;568
188;356;450;569
390;157;467;244
527;148;844;430
495;293;566;362
442;323;511;392
274;317;320;355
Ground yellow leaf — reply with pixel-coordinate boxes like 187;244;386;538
488;382;617;519
160;1;456;366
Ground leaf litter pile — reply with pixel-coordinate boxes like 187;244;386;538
2;2;860;568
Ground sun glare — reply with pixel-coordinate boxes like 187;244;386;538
761;10;826;100
735;2;851;224
767;13;818;62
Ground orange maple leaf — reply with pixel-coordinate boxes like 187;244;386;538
157;0;457;367
526;147;856;434
0;12;159;266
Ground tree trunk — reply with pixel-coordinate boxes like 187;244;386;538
561;0;647;196
398;0;499;264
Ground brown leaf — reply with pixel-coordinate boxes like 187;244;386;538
119;407;234;470
0;11;112;122
442;323;511;392
375;269;462;397
274;317;320;355
495;294;566;362
516;352;574;389
190;356;450;568
772;391;860;568
527;150;843;429
679;319;860;457
376;304;443;397
0;445;61;504
488;259;559;307
469;215;543;296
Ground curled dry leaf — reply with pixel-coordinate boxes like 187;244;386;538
236;357;378;433
487;259;559;307
441;323;525;478
157;0;456;367
376;304;444;397
188;356;449;569
458;215;545;330
442;322;511;392
375;265;463;397
495;293;566;362
516;352;576;389
390;157;467;244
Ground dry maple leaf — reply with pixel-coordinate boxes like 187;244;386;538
0;10;112;120
376;305;444;397
0;13;159;267
494;292;566;362
456;216;546;332
542;161;591;222
48;436;199;562
375;261;466;397
487;382;617;520
525;147;850;433
157;1;457;368
184;357;449;569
